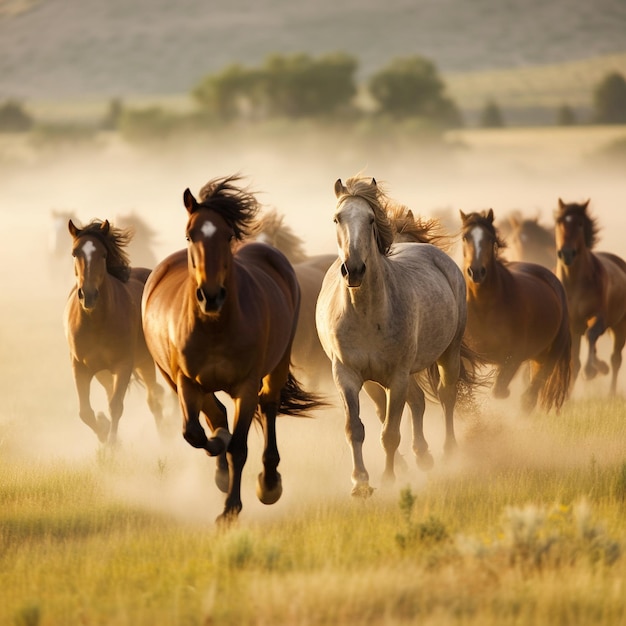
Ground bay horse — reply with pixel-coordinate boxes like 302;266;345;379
141;175;321;522
316;175;477;498
460;209;571;412
63;219;166;444
555;198;626;395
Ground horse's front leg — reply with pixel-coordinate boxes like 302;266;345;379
218;391;258;523
570;331;582;384
72;362;109;442
406;377;431;470
107;366;134;445
201;393;231;494
177;375;230;457
333;361;370;498
584;315;609;379
380;376;409;486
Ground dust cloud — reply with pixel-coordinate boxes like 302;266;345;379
1;125;625;523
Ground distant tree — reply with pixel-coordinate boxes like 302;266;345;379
593;71;626;124
192;63;262;122
259;52;358;118
480;99;504;128
556;104;576;126
0;99;34;132
192;53;358;121
367;56;462;127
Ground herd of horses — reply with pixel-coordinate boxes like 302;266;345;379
61;173;626;521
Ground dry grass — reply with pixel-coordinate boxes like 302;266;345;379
1;125;626;624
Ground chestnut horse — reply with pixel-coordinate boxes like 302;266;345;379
555;199;626;395
460;209;571;412
141;175;321;522
64;219;166;444
506;212;555;269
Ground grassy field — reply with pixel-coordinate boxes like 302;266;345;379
1;124;626;625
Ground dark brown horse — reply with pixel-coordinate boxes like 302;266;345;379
460;209;571;412
555;199;626;395
63;219;166;444
141;175;321;522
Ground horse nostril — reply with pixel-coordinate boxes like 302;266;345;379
479;267;486;279
196;287;205;303
78;288;84;300
467;267;474;279
340;263;348;278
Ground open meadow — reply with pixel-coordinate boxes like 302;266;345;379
1;124;626;625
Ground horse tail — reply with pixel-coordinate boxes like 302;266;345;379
538;283;572;412
277;371;328;417
418;340;490;409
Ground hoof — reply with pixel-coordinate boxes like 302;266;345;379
256;471;283;505
215;466;229;494
215;507;241;527
95;412;111;443
416;451;434;471
351;482;374;499
596;361;610;376
205;427;232;457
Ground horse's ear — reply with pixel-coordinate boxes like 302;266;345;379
100;220;110;235
583;199;590;211
486;208;495;223
558;198;565;210
183;188;197;214
68;219;79;237
334;179;346;198
459;210;467;221
371;178;377;187
406;209;414;220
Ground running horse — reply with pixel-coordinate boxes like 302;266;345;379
555;198;626;394
506;211;555;269
316;175;478;498
460;209;571;412
64;219;166;444
141;175;321;522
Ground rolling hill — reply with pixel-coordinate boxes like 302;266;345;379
1;0;626;104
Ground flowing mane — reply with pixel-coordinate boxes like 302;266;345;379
555;199;599;249
74;220;132;282
387;203;452;251
196;174;260;240
336;175;395;255
461;210;508;259
248;208;309;264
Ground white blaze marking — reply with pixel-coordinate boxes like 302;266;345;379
201;220;217;238
470;226;484;257
82;240;96;263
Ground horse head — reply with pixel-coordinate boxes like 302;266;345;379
333;177;392;288
69;219;110;311
460;208;501;285
555;198;592;267
184;188;233;315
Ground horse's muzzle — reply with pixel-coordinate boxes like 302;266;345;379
78;287;99;310
557;248;576;266
196;286;226;314
467;266;486;284
341;261;365;288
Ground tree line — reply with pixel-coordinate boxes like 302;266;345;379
1;53;626;133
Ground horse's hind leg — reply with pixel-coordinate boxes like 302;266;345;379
584;315;609;379
257;368;287;506
437;348;461;457
73;362;109;443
